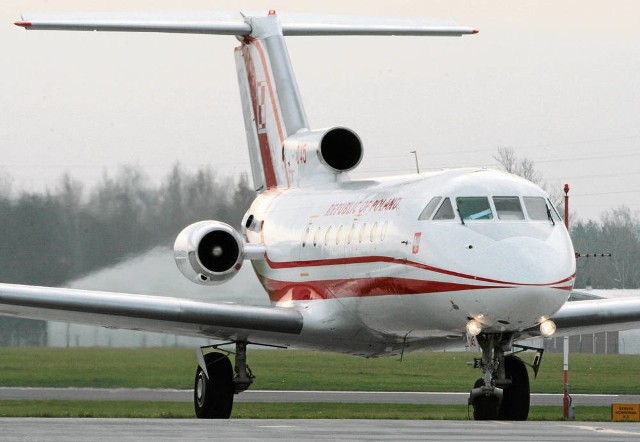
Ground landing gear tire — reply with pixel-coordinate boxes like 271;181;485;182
194;352;234;419
498;355;530;421
471;378;499;420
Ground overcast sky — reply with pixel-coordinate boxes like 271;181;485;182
2;1;639;221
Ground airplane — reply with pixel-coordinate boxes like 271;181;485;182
4;10;640;421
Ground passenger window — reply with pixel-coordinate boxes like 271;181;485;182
524;197;548;221
493;196;524;220
457;197;493;220
336;225;344;245
433;197;455;220
370;222;379;242
302;225;310;247
325;226;334;246
313;227;322;247
358;223;367;243
419;197;442;220
347;224;355;244
381;221;389;241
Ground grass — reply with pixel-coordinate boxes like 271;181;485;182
0;347;638;394
0;348;636;420
0;401;613;421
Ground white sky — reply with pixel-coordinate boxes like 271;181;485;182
2;0;639;221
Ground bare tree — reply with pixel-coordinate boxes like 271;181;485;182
494;146;543;184
494;146;564;211
601;206;640;289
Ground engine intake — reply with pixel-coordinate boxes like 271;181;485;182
174;221;263;285
318;127;363;172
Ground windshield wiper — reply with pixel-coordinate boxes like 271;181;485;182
456;207;465;225
546;205;555;226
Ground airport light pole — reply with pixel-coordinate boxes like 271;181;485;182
563;183;572;420
410;150;420;174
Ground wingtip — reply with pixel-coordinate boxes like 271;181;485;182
472;29;479;34
14;20;32;28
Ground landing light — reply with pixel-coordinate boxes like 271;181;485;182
540;319;557;337
466;319;483;336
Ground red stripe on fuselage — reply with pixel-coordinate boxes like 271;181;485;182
259;275;505;302
263;253;575;288
258;275;572;302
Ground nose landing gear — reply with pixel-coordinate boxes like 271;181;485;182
469;334;540;421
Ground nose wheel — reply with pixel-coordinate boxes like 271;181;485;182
469;334;531;421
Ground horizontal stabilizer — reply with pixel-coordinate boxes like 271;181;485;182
15;11;477;36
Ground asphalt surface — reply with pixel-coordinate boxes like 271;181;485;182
1;387;638;407
1;418;640;441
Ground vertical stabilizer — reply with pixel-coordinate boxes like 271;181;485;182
235;12;309;191
15;10;478;191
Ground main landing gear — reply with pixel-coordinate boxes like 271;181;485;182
468;334;543;421
194;341;254;419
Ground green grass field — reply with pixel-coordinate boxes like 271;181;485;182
0;347;638;393
0;347;637;419
0;401;612;421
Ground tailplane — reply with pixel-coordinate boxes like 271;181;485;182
16;10;477;190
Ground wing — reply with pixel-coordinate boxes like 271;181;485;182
520;295;640;338
551;297;640;335
0;283;302;344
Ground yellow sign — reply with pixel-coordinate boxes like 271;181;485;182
611;404;640;422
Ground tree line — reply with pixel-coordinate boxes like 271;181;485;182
0;164;255;345
571;207;640;289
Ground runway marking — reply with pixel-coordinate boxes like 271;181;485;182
563;425;640;436
256;425;297;428
251;390;469;395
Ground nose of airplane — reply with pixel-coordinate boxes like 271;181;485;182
481;235;574;286
445;232;575;332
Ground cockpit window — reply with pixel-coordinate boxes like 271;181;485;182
433;197;455;220
493;196;524;220
419;197;442;220
523;197;549;220
548;199;562;221
456;197;493;220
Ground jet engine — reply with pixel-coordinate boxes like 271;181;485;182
315;126;363;173
173;220;264;285
284;126;363;174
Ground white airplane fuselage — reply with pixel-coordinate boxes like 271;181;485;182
245;168;576;355
12;10;640;422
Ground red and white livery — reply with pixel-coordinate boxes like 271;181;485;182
5;10;640;421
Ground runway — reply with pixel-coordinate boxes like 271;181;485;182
1;418;639;441
1;387;638;407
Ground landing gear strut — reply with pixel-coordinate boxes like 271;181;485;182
468;333;532;421
194;341;254;419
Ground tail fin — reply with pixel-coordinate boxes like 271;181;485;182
234;12;309;190
16;11;477;190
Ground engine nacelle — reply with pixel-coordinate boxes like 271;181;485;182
284;126;363;175
173;220;263;285
316;126;363;173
